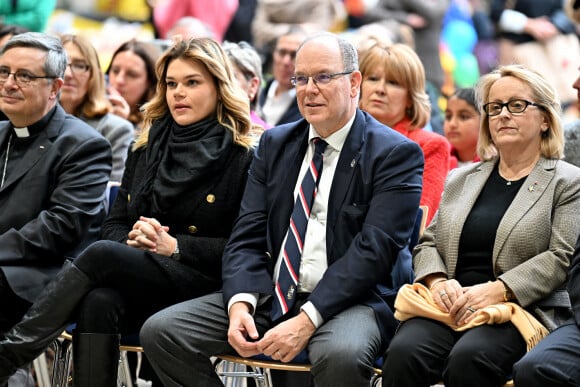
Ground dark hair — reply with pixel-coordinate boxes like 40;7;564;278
106;39;160;105
105;39;161;125
0;24;29;41
452;88;477;110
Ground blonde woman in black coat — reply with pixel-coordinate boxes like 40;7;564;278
0;37;255;386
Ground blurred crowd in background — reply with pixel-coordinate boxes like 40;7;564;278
1;0;578;126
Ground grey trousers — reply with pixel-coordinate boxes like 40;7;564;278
140;292;382;387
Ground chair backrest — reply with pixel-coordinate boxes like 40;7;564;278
105;181;121;214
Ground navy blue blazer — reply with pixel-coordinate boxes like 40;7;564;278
222;109;424;345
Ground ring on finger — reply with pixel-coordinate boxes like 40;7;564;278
439;290;447;297
467;306;477;313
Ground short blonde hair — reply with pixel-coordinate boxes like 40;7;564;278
475;64;564;161
358;41;430;128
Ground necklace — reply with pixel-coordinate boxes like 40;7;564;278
1;133;13;189
499;164;534;186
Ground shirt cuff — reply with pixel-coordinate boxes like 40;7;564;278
499;9;528;33
228;293;259;315
300;301;324;328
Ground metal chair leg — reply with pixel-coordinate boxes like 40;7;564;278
117;351;134;387
216;359;273;387
32;353;51;387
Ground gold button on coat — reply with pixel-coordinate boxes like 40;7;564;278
206;194;215;203
188;225;198;234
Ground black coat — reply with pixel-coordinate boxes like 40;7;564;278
0;105;112;302
101;137;253;294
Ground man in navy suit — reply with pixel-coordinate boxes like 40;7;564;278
513;234;580;386
141;32;424;387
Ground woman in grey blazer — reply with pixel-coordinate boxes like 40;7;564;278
382;64;580;387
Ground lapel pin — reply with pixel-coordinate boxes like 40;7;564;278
528;181;538;192
350;159;356;168
39;146;45;149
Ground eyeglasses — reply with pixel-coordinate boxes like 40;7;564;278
483;99;543;116
274;48;297;60
67;61;90;74
291;71;353;87
0;67;57;86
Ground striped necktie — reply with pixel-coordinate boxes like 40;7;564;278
271;138;328;321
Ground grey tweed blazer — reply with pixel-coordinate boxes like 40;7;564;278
414;157;580;330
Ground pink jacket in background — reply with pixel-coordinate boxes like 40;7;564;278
153;0;239;41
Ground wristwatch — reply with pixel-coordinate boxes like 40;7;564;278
171;240;181;261
500;280;513;302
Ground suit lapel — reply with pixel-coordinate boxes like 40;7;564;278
1;134;52;193
326;110;365;254
493;158;556;260
0;106;63;192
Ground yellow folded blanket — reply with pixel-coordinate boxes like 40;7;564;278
394;283;549;351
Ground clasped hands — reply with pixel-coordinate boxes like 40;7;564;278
227;302;316;363
429;278;505;326
126;216;176;257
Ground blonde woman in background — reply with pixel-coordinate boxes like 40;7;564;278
60;34;133;182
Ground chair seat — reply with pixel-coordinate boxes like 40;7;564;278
217;354;312;372
215;353;383;387
62;324;143;352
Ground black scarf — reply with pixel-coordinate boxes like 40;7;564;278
133;115;233;218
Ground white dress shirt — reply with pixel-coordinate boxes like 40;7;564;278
261;80;296;126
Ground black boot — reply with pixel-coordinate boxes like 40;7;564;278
0;262;92;384
72;331;120;387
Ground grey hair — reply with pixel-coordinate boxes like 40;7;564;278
0;32;67;79
222;41;264;110
298;32;359;72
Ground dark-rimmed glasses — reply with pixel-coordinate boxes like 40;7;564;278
291;71;353;87
0;67;57;86
67;61;91;75
483;99;543;116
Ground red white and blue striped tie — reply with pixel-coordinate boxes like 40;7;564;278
271;138;328;321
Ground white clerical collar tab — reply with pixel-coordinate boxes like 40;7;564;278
14;127;30;137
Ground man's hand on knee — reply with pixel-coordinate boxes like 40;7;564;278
257;311;315;362
227;302;260;357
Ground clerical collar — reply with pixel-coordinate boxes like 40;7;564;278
10;106;57;138
13;127;30;138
